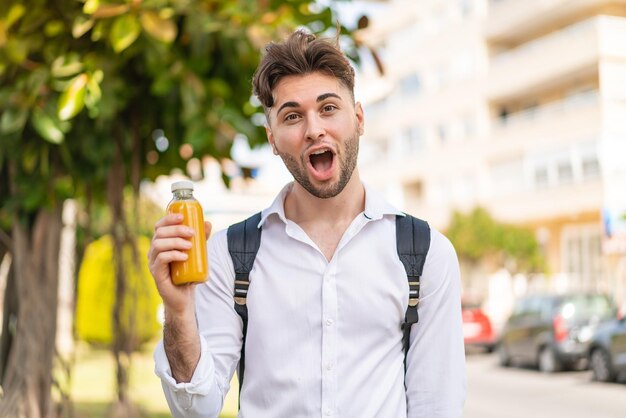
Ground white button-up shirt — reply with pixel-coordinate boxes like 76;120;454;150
154;183;466;418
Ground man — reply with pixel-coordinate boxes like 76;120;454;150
149;29;466;417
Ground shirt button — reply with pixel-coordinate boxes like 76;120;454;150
326;362;333;371
326;318;334;326
325;409;332;416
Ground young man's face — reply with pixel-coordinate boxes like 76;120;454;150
266;72;364;199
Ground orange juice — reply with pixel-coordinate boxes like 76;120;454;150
167;182;208;285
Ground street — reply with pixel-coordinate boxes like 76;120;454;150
464;351;626;418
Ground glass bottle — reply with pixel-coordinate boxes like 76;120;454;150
166;180;208;285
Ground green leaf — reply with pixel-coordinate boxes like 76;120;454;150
31;108;64;144
83;0;100;15
91;21;104;41
57;73;88;121
93;3;129;19
85;74;102;109
5;4;26;29
44;20;65;37
72;16;95;39
92;69;104;83
0;107;28;134
51;55;84;78
140;11;177;43
109;14;140;53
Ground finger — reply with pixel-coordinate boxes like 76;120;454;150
204;221;212;240
154;213;185;229
151;238;193;258
155;224;195;239
154;250;189;266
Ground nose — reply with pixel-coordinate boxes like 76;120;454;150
304;114;325;142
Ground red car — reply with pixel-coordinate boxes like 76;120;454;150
462;302;496;352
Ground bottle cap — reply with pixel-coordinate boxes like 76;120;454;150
171;180;194;192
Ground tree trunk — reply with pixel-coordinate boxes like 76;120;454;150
0;244;16;384
107;140;138;418
0;206;63;418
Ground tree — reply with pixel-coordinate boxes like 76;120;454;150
0;0;347;416
446;207;545;274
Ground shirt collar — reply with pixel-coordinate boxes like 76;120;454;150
258;183;293;227
362;183;405;220
258;182;404;228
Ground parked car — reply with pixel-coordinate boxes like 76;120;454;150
588;315;626;382
462;301;496;352
498;293;617;372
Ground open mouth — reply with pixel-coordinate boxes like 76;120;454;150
307;148;335;181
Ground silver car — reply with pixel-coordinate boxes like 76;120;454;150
498;293;617;373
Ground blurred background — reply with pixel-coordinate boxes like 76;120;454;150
1;0;626;417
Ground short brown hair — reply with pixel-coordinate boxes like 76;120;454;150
252;30;355;113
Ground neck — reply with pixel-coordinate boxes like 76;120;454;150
284;170;365;225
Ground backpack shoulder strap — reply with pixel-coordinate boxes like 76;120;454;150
395;214;430;370
226;211;262;398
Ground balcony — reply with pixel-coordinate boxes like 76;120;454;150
485;0;626;44
487;89;602;157
485;179;604;225
486;16;626;102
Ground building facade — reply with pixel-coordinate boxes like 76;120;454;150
354;0;626;306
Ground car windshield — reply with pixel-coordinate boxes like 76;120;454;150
558;295;615;323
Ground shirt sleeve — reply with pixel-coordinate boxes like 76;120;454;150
405;228;467;418
153;229;243;417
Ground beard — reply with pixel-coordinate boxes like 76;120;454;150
276;129;360;199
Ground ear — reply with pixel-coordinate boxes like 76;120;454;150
355;102;365;136
265;125;278;155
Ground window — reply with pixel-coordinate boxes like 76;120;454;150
562;224;604;290
534;166;549;189
582;154;600;180
559;295;615;322
557;160;574;184
408;125;424;152
527;141;601;190
459;0;473;17
437;123;448;144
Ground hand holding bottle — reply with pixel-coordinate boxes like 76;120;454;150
148;181;211;314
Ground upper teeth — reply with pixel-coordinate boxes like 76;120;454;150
312;149;329;155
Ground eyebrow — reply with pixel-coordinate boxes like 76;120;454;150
275;92;342;115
